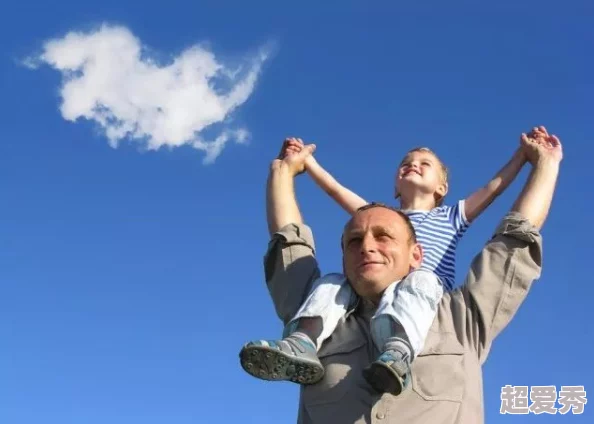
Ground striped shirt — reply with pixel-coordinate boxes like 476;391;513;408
403;200;470;291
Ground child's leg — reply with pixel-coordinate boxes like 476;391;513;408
363;269;443;395
239;273;356;385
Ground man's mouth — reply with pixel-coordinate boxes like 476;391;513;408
358;261;384;269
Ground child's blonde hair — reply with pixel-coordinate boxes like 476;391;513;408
397;147;449;207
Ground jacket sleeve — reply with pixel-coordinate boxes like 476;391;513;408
263;223;321;325
461;212;543;362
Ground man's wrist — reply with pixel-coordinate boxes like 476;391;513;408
270;160;296;177
534;156;561;170
270;159;283;172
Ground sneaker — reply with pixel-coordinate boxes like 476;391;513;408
239;333;324;385
363;350;411;395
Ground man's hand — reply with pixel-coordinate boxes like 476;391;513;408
521;126;563;165
273;137;316;177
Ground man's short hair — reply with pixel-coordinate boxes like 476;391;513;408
341;202;418;248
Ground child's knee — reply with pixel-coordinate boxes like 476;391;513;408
316;272;347;286
404;269;439;285
403;269;443;301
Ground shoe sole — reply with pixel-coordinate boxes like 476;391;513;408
363;362;405;395
239;345;324;384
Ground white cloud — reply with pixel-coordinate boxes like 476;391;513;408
26;24;269;164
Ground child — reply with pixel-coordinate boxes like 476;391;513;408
240;130;537;395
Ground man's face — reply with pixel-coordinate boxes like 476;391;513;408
342;207;423;302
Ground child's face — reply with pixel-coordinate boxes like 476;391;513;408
395;151;447;200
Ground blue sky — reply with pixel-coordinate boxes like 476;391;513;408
1;1;592;423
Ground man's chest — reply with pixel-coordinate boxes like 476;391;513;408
298;315;473;424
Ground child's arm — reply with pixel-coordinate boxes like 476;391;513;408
463;147;528;223
305;155;368;215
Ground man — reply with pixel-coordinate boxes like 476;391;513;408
247;128;561;423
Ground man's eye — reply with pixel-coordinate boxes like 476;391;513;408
348;237;361;245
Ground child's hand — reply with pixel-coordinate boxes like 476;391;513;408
278;137;317;169
278;137;305;160
274;137;316;176
521;126;563;165
516;127;548;162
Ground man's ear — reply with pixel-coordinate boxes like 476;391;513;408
409;242;423;270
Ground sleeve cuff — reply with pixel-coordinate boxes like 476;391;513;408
494;212;540;243
458;199;470;226
269;223;316;253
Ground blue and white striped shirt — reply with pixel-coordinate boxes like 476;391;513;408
403;200;470;291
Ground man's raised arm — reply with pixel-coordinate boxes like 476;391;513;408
264;139;321;324
266;139;314;235
461;127;562;361
510;127;562;230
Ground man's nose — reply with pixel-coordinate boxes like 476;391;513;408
359;233;377;253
